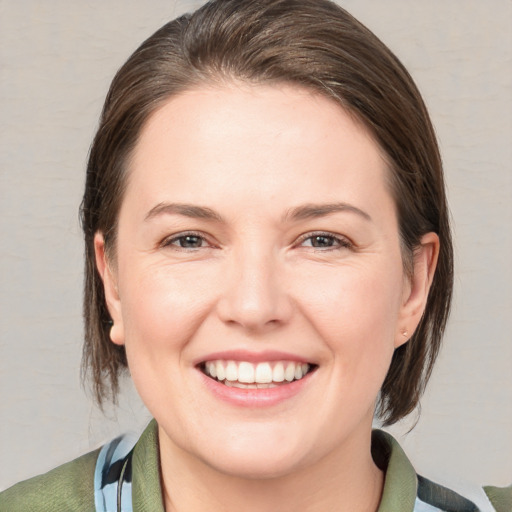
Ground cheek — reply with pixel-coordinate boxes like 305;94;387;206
293;260;403;372
118;262;220;355
116;263;221;418
296;260;403;330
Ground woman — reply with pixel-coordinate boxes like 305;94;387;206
1;0;509;510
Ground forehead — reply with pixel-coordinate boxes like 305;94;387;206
124;83;394;224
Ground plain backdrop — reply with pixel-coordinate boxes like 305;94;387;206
0;0;511;491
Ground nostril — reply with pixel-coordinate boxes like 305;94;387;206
215;268;293;331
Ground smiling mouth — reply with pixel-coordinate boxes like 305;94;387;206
199;360;317;389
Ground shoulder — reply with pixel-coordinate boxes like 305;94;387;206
372;429;511;512
0;420;161;512
484;484;512;512
415;474;503;512
0;448;100;511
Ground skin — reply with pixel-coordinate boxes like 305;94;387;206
95;83;438;511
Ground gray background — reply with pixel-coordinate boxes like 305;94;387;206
1;0;511;491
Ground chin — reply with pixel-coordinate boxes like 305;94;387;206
205;449;306;480
193;427;314;480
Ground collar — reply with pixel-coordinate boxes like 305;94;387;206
372;429;418;512
132;420;165;512
129;421;419;512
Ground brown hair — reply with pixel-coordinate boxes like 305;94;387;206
80;0;453;425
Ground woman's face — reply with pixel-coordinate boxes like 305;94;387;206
96;84;434;479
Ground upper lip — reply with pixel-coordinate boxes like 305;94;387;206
194;349;313;366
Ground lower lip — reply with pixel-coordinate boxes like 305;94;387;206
198;369;314;408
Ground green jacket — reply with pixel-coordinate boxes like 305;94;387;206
1;420;510;511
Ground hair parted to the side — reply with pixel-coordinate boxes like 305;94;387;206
80;0;453;425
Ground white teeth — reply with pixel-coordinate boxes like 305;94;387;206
225;361;237;381
284;362;295;382
203;360;312;385
216;361;226;381
272;362;285;382
255;362;273;383
238;362;255;383
226;381;279;389
257;382;277;389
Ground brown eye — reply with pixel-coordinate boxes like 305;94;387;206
177;235;204;248
163;232;208;250
299;232;352;250
310;235;336;248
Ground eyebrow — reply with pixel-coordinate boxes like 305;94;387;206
283;202;372;223
144;201;372;224
144;202;224;222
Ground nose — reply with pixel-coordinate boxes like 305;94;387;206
216;248;293;332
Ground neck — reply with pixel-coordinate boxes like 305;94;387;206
159;426;384;512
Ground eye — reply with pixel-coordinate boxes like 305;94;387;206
161;232;210;250
298;232;352;250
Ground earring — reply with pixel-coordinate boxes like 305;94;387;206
107;319;115;340
106;318;124;346
401;329;408;338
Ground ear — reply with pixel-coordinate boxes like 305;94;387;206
395;232;439;348
94;232;125;346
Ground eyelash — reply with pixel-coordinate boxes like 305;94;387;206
161;231;212;250
296;231;353;251
161;231;352;252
